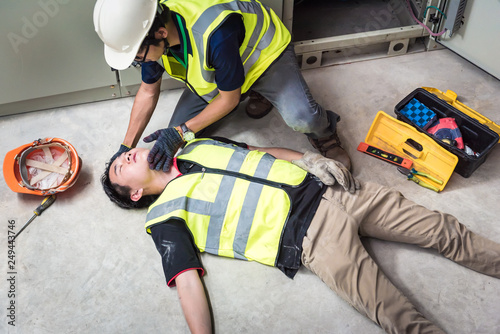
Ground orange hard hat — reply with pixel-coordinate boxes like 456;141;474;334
3;138;82;196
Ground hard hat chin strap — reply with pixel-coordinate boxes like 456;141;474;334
163;38;170;55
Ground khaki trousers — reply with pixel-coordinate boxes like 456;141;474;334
301;181;500;334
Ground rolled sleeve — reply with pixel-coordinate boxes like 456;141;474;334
141;61;164;84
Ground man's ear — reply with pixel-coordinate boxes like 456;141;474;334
156;27;168;39
130;188;144;202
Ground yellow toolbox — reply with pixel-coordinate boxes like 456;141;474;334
395;88;499;177
365;111;458;192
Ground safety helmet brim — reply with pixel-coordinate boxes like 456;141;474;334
104;44;140;71
4;143;32;195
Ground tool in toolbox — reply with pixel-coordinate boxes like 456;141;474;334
423;87;500;142
397;167;443;192
357;142;413;169
11;195;57;242
399;98;437;130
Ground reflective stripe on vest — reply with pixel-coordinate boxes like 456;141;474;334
145;139;307;266
160;0;290;102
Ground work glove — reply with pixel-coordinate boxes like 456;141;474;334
111;143;131;162
292;151;361;194
143;127;184;172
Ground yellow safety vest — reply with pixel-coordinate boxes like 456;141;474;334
145;139;307;267
159;0;291;102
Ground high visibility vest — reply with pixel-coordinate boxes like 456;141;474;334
145;139;307;267
159;0;291;102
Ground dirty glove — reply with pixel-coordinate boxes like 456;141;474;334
143;128;184;172
292;151;361;193
111;143;131;162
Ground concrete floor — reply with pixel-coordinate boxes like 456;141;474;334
1;49;500;334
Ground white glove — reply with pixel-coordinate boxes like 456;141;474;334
292;151;361;194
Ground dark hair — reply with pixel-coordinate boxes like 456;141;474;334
139;5;171;50
101;157;157;210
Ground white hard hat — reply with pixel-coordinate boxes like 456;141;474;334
93;0;158;70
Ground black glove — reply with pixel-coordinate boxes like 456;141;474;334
111;144;131;162
143;128;184;172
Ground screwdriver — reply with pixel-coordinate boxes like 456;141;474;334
12;195;56;241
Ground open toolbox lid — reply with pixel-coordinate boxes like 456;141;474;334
365;111;458;192
423;87;500;143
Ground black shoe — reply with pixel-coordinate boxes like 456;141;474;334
246;91;273;119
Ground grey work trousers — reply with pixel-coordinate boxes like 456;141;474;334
301;181;500;334
168;44;337;139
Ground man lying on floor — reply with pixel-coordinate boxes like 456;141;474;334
101;137;500;334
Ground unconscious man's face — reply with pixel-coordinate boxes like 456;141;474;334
102;147;162;209
109;148;154;195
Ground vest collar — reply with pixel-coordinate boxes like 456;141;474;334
168;11;192;68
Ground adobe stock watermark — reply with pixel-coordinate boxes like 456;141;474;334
7;0;72;54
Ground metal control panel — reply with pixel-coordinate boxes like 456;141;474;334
436;0;500;80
